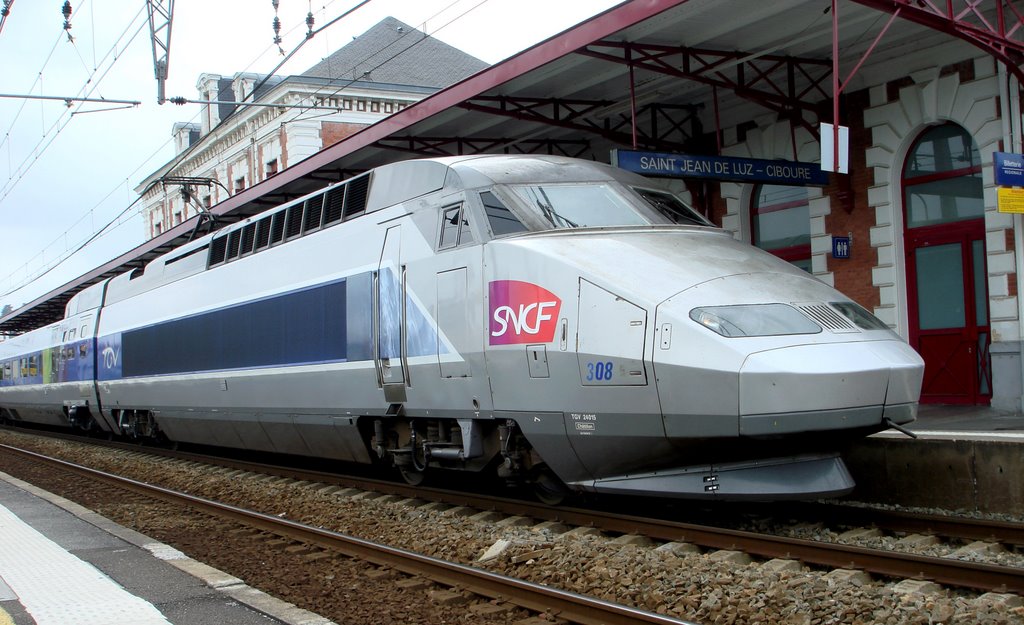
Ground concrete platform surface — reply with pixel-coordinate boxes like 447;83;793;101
906;403;1024;435
0;472;334;625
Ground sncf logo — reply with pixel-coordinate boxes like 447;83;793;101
489;280;561;345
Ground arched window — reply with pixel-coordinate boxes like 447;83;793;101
751;184;811;271
903;123;982;228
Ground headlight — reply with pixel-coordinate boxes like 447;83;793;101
689;304;821;337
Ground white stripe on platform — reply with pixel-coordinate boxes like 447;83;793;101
0;503;172;625
876;430;1024;440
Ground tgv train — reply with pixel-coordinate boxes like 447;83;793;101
0;155;924;501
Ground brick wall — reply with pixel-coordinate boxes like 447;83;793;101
321;122;370;148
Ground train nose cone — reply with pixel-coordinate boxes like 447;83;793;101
738;339;923;435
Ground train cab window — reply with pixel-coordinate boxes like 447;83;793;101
439;205;474;250
481;191;527;236
634;188;709;227
510;183;648;229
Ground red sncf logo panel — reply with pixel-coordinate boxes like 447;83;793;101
488;280;561;345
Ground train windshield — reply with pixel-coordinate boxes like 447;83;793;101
509;183;651;229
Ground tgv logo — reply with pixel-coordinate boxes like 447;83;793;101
489;280;561;345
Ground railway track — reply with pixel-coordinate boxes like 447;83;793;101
34;429;1024;551
2;428;1023;605
0;442;694;625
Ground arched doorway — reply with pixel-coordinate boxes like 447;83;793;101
903;123;989;404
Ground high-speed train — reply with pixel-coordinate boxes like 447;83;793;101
0;155;924;501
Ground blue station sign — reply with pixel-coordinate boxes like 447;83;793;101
995;152;1024;187
612;149;830;186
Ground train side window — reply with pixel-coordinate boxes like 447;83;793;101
324;186;345;224
303;195;325;233
209;236;228;265
481;191;527;236
227;230;243;260
269;211;286;245
240;223;257;256
255;217;272;250
440;204;475;249
440;206;461;250
69;328;76;340
285;203;304;239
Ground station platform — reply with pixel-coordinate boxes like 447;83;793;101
845;404;1024;514
0;472;333;625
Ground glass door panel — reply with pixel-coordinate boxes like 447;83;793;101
915;244;965;330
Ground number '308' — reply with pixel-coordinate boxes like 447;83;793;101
586;361;613;381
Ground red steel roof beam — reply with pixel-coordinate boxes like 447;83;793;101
852;0;1024;82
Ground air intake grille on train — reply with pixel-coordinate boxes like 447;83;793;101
798;303;859;333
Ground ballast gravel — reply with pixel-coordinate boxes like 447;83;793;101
1;430;1022;625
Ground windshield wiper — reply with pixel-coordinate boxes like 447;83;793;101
536;187;579;228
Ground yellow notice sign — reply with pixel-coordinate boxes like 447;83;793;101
998;187;1024;213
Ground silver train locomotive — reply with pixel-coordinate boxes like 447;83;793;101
0;155;924;501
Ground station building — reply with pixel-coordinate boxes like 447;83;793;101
137;16;486;238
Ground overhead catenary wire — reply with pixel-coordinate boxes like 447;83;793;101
1;0;504;307
1;0;367;301
285;0;491;128
0;3;149;203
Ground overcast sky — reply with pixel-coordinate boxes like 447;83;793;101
0;0;621;313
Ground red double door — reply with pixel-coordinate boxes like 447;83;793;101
906;220;991;404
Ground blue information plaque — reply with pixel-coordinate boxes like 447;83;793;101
995;152;1024;187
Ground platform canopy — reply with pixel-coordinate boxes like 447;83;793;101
3;0;1021;334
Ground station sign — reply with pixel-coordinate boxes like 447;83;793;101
995;152;1024;187
611;149;829;186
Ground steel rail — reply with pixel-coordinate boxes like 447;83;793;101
790;502;1024;548
0;444;696;625
6;431;1024;594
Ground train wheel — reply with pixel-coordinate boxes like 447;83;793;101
530;464;567;506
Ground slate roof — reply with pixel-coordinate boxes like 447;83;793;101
301;16;488;88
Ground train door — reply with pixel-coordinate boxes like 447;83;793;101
376;225;409;404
